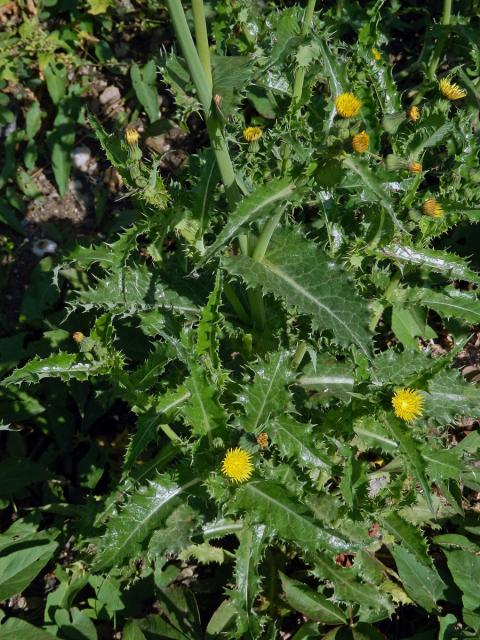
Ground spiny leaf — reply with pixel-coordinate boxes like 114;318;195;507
202;179;297;264
93;473;202;571
239;350;293;434
224;228;372;358
2;352;109;386
425;370;480;423
231;481;360;553
381;512;432;567
182;361;227;440
379;244;480;284
382;415;433;513
390;546;447;613
408;117;453;158
280;572;347;624
229;524;267;639
72;263;200;317
309;552;394;615
195;270;223;370
422;448;467;482
411;288;480;324
299;355;354;403
124;388;190;471
267;416;331;471
342;156;403;229
372;348;441;386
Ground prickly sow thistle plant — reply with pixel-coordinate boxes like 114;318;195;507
5;0;480;638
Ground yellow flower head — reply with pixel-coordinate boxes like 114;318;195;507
125;128;139;145
439;78;467;101
72;331;85;343
392;388;424;421
335;93;362;118
407;105;420;122
372;47;382;61
422;197;443;218
408;161;422;174
352;130;369;153
221;448;253;483
243;126;262;143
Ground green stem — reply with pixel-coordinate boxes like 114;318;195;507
252;212;282;262
166;0;240;209
292;0;316;107
292;341;307;370
159;422;182;444
428;0;453;80
191;0;212;89
223;281;250;324
369;269;402;332
336;0;344;18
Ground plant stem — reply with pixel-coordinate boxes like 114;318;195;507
191;0;212;89
292;0;317;107
428;0;453;80
252;212;282;262
166;0;240;209
369;269;402;332
223;281;250;324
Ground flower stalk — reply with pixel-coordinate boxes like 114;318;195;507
428;0;453;80
191;0;212;89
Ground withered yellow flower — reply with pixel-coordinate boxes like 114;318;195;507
352;130;369;153
439;78;467;100
72;331;85;343
423;197;443;218
407;106;420;122
243;126;262;142
408;161;422;174
335;93;362;118
125;128;139;145
256;432;269;449
221;448;253;483
392;388;424;421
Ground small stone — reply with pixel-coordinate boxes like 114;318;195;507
71;146;92;172
99;85;121;105
31;238;57;257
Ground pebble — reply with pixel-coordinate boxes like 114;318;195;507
99;85;121;105
31;239;58;257
71;146;92;172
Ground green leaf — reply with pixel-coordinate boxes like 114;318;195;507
412;288;480;324
229;524;267;637
224;229;372;358
342;156;402;229
2;353;107;386
309;552;393;614
240;350;293;434
422;448;466;481
131;61;159;123
372;348;439;386
391;305;434;348
212;55;253;116
93;473;202;570
444;549;480;628
382;512;431;567
280;572;347;624
390;546;446;613
124;389;190;471
44;63;66;104
191;149;219;236
379;245;480;284
425;370;480;423
202;179;297;263
73;264;199;317
382;416;433;512
231;481;357;553
182;361;227;440
408;118;453;158
299;355;354;403
25;100;42;140
0;199;26;235
266;416;331;471
196;271;223;370
0;618;55;640
0;538;58;601
123;621;147;640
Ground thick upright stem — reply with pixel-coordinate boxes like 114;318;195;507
428;0;453;80
191;0;212;89
166;0;240;208
292;0;317;107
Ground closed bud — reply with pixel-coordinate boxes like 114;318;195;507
72;331;85;343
